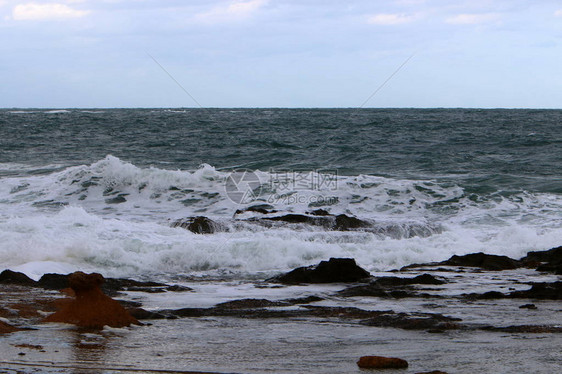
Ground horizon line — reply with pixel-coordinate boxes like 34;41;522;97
2;106;561;110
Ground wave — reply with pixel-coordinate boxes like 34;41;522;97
1;156;560;280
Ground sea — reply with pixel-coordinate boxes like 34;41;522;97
1;108;561;282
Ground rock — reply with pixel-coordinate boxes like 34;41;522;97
307;209;330;216
263;214;321;224
215;299;288;309
235;204;277;215
38;273;70;289
339;274;445;298
105;194;127;204
333;214;368;231
416;371;448;374
171;216;223;234
43;271;140;329
464;291;507;300
441;252;520;270
519;304;537;309
481;325;562;333
508;281;562;300
271;258;371;284
165;285;193;292
357;356;408;369
360;312;461;331
127;307;167;320
36;273;189;296
0;320;20;334
375;274;445;286
339;283;411;298
521;246;562;264
521;246;562;274
0;270;37;286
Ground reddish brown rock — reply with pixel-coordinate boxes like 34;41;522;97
0;320;20;334
357;355;408;369
43;272;140;329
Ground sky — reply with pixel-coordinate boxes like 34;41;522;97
1;0;561;108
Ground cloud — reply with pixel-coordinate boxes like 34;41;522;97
195;0;268;24
446;13;499;25
12;2;90;21
367;13;415;25
555;10;562;17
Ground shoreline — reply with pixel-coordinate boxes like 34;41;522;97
1;247;560;373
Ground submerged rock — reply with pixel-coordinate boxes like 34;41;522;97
334;214;368;231
271;258;371;284
43;271;140;329
357;356;408;369
234;204;277;215
171;216;224;234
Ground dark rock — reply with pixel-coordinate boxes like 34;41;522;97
263;214;323;224
215;299;288;309
360;312;461;331
400;252;522;271
235;205;277;215
211;296;323;310
333;214;368;231
171;216;224;234
0;270;37;286
105;194;127;204
521;246;562;264
127;307;167;320
339;274;445;298
307;209;330;216
281;295;324;305
339;283;399;298
521;246;562;274
43;271;140;329
165;285;193;292
441;252;520;270
271;258;371;284
357;356;408;369
519;304;537;309
536;262;562;274
375;274;445;286
464;291;507;300
508;281;562;300
481;325;562;333
125;286;166;293
37;273;69;290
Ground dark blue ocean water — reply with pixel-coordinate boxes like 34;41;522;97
1;108;561;193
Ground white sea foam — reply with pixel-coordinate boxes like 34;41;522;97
0;156;560;281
